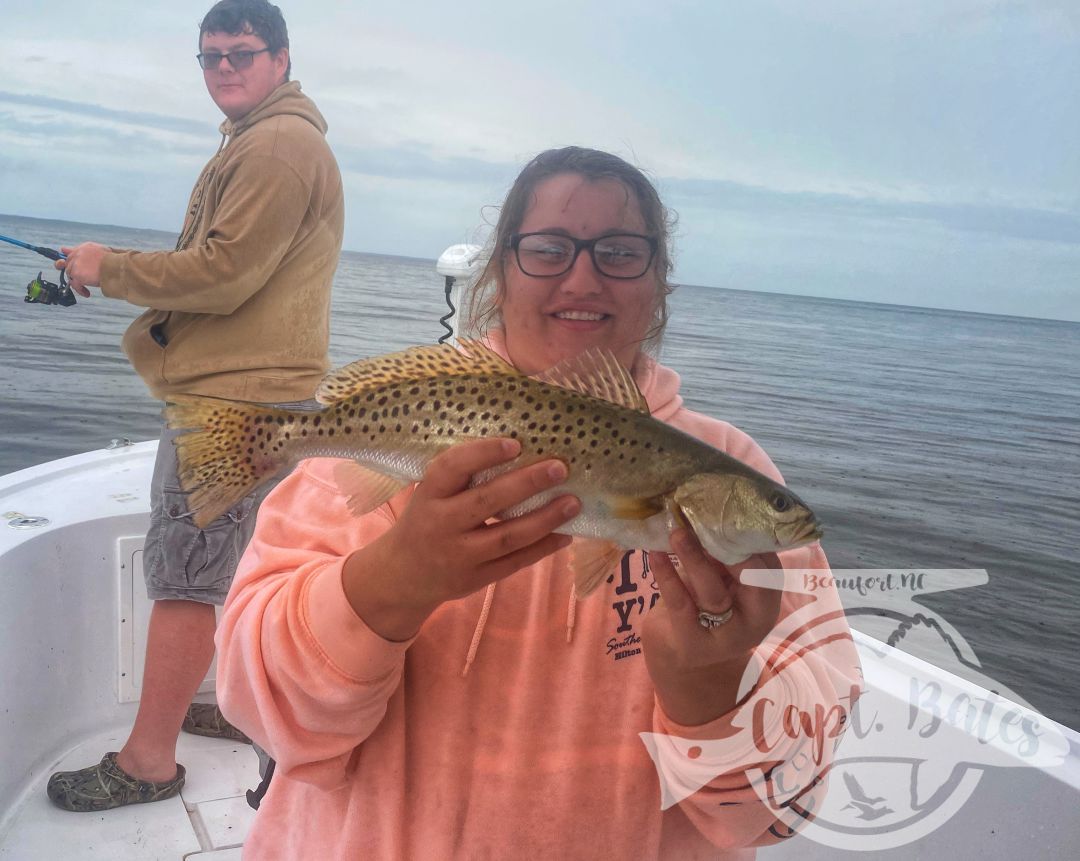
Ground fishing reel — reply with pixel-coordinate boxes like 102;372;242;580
24;270;76;307
0;233;77;307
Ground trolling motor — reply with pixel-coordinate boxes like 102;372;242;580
435;243;483;343
0;233;77;307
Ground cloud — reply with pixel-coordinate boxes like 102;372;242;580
333;144;514;186
663;178;1080;247
0;90;207;137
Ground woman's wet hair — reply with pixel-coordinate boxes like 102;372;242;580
467;146;676;353
199;0;291;80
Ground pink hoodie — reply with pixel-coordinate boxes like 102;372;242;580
216;355;860;859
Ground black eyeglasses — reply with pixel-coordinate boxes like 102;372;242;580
508;232;658;280
196;48;271;70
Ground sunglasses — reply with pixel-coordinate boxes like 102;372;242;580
196;48;271;71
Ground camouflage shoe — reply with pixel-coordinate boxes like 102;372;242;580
46;752;185;812
182;702;251;743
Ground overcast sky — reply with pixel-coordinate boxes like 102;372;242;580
1;0;1077;321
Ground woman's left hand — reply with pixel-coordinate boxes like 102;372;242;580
641;528;783;725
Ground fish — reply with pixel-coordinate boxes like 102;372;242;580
165;340;822;596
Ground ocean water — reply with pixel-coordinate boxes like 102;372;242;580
1;212;1077;729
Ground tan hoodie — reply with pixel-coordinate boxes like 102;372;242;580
99;81;344;402
216;350;860;859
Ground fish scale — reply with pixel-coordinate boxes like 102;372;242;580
165;341;821;596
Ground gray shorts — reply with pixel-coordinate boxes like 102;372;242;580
143;400;315;604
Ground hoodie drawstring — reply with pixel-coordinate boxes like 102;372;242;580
461;581;580;676
462;583;497;677
565;584;578;643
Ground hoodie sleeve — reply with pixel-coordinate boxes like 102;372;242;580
215;461;414;790
652;407;863;847
98;120;314;315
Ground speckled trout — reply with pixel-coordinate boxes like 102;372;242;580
165;341;821;595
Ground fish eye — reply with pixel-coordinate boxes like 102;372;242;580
770;492;792;513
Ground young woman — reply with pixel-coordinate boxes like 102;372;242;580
216;147;858;858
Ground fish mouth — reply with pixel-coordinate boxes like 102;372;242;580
777;516;823;547
798;517;824;543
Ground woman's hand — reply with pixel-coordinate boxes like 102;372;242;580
343;438;581;641
642;528;783;725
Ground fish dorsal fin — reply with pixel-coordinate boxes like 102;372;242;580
533;348;648;413
316;340;519;405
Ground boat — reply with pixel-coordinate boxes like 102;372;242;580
1;250;1078;859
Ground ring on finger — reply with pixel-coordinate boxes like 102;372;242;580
698;607;733;629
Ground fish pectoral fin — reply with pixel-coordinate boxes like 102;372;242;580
665;495;691;529
533;348;649;412
569;538;624;597
332;461;409;517
609;495;665;520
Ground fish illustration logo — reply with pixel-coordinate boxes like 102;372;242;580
641;569;1071;851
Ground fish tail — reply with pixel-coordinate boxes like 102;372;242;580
164;395;297;528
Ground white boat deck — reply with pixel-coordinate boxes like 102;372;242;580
3;443;1079;859
1;723;257;860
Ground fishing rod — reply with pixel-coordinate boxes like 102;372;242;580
0;233;77;306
